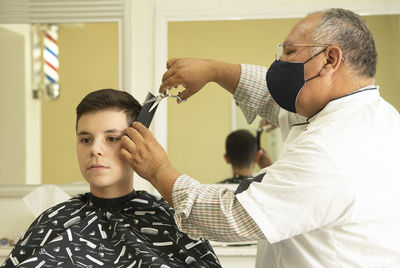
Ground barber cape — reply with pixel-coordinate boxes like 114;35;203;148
3;191;221;268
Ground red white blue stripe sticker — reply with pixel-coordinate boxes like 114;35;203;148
43;25;59;85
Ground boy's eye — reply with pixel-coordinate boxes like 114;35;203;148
107;136;120;142
80;137;91;144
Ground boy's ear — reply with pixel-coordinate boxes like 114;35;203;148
224;153;230;164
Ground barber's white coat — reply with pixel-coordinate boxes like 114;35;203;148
236;87;400;267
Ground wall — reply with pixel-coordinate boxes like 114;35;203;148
0;26;26;185
366;15;400;111
41;22;119;184
167;15;400;184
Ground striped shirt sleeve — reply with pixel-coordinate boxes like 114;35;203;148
172;175;265;242
233;64;280;126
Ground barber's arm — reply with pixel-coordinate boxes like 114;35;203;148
159;58;241;100
159;58;285;127
121;122;265;242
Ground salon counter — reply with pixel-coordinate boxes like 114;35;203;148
212;243;257;267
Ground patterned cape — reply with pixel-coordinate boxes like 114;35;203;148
218;174;248;184
2;191;221;268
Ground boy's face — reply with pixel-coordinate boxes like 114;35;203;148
76;108;133;195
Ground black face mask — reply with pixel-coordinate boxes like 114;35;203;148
266;48;326;113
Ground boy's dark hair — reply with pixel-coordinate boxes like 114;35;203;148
76;88;142;129
225;129;258;169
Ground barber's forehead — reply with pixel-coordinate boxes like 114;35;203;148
284;13;323;43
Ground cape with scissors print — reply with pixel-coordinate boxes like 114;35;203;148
2;190;221;268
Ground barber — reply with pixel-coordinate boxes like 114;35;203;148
121;8;400;267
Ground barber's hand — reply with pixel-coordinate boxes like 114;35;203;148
257;147;274;169
121;122;180;186
159;58;217;102
259;118;278;133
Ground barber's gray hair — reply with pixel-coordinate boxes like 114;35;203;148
310;8;377;78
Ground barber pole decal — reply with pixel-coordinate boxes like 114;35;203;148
43;25;58;85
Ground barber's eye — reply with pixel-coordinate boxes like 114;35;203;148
285;49;295;55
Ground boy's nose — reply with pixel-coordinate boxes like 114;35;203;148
91;141;104;156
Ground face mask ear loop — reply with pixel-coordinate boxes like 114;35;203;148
304;48;328;82
305;74;320;82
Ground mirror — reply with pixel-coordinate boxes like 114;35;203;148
161;12;400;184
0;22;119;185
0;0;137;187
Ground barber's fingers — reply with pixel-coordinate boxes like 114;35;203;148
160;72;187;96
126;125;145;142
159;59;180;93
121;126;144;157
160;73;179;94
161;68;175;83
133;122;157;142
176;88;196;103
121;135;137;154
121;147;133;161
167;58;180;69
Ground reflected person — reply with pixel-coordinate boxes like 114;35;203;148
219;129;272;184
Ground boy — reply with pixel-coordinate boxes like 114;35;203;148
2;89;221;268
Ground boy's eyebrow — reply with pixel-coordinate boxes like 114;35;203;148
105;129;125;134
77;129;124;136
77;131;90;136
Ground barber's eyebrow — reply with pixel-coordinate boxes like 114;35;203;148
77;129;124;136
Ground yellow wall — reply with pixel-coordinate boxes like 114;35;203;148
365;15;400;111
42;22;119;184
168;15;400;184
0;26;26;184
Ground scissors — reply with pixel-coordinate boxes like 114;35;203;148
143;93;186;112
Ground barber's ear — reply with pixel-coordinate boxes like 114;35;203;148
321;46;343;75
224;153;230;164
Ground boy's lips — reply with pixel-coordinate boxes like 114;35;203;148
88;164;108;170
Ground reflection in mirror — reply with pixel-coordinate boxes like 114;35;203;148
0;22;119;185
167;15;400;184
